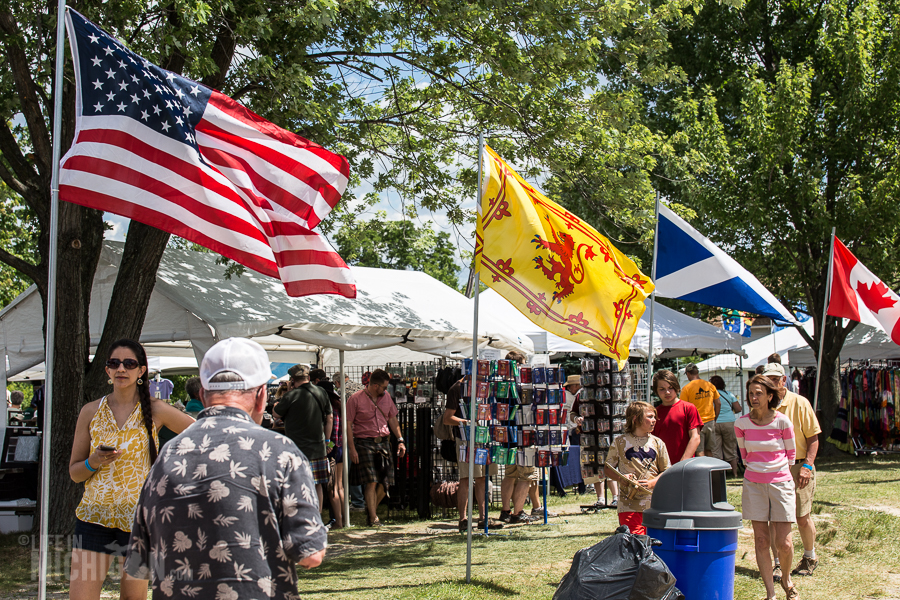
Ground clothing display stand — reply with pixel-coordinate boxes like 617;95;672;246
841;359;900;454
578;358;632;506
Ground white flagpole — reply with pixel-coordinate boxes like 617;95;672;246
466;133;484;582
813;228;836;412
646;192;660;401
39;2;67;599
339;350;350;528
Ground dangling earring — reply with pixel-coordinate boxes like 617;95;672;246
108;378;113;384
137;378;143;385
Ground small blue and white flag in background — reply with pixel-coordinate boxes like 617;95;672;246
654;203;797;323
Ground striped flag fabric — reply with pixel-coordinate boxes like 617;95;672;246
60;8;356;298
654;203;795;323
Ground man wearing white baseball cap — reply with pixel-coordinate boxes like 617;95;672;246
762;361;822;581
126;338;327;599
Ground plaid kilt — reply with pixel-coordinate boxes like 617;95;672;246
309;456;330;485
349;438;394;488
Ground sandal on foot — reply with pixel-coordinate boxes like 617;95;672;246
772;565;782;583
782;583;800;600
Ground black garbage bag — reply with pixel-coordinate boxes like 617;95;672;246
553;526;684;600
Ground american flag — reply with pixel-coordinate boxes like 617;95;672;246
61;8;356;298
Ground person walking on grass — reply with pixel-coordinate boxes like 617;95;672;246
763;362;822;581
274;364;333;511
603;401;670;535
347;368;406;527
125;338;326;599
710;375;742;478
735;375;799;600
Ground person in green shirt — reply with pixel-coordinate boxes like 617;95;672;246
274;365;333;510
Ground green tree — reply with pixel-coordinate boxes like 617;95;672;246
614;0;900;437
335;215;460;290
1;0;691;532
0;182;35;307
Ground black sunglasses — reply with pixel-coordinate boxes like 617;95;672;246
106;358;140;370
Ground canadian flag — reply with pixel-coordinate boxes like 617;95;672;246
827;237;900;344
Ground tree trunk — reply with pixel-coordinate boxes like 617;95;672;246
813;316;851;458
43;200;103;536
83;221;171;396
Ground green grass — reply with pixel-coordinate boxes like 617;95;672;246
3;454;900;599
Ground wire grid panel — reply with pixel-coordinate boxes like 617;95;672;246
629;362;648;402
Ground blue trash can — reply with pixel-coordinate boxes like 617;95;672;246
643;457;742;600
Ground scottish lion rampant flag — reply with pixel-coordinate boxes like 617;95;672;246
475;146;653;365
61;8;355;298
654;204;796;322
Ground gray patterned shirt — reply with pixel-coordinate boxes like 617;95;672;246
125;405;327;599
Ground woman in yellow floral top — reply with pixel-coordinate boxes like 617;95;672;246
68;339;194;600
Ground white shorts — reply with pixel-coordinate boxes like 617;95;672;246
742;479;796;523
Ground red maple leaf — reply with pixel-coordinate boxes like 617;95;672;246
856;280;897;314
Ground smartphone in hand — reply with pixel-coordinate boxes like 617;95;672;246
98;444;116;452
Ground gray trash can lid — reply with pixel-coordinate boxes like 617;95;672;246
643;457;742;530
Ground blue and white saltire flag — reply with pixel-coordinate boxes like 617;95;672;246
654;204;797;323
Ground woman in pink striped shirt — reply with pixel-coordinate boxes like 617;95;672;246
735;375;799;600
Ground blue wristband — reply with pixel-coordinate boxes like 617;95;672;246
802;463;813;471
84;458;97;473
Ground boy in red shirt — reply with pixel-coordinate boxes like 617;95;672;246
651;370;703;463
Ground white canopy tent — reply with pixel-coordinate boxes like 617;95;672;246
695;321;816;372
7;356;199;382
0;242;533;382
784;323;899;366
478;289;744;358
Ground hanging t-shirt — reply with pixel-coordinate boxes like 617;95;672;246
716;390;740;423
680;379;720;423
148;378;174;400
655;400;703;464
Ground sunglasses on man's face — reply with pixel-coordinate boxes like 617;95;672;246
106;358;141;370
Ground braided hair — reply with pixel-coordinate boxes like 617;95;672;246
109;338;157;464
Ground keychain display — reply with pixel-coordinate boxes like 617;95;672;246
455;357;568;469
578;358;634;479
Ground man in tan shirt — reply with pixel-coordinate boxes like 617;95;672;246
763;362;822;579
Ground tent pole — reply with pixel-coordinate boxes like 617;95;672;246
39;3;66;598
646;191;660;401
813;228;836;412
339;350;350;527
466;133;484;582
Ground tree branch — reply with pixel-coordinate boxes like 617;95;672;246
0;108;42;206
0;10;53;181
0;159;28;197
230;83;267;102
201;11;237;91
0;245;41;283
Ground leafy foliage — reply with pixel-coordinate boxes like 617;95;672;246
334;214;460;290
597;0;900;422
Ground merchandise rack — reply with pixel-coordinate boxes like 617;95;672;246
578;358;633;502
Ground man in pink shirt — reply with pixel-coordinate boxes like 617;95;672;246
347;368;407;526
